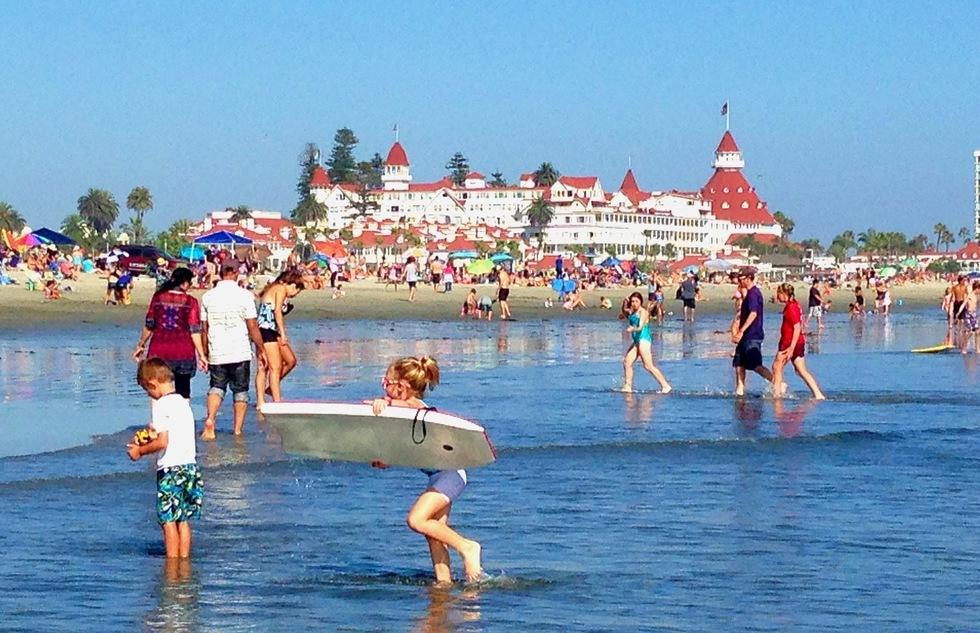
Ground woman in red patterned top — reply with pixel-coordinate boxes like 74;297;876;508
772;283;825;400
133;267;208;399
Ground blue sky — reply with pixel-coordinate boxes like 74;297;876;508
2;1;979;244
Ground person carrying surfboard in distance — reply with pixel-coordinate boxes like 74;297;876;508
369;356;484;584
771;283;825;400
618;292;672;394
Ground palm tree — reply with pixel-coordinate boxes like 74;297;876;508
641;229;652;260
124;186;153;244
533;162;560;187
959;226;973;245
520;197;555;251
227;205;252;224
0;201;26;233
663;243;677;260
940;227;955;252
77;189;119;245
933;223;948;250
292;196;329;226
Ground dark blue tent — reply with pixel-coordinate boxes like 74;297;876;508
192;230;253;245
31;227;76;245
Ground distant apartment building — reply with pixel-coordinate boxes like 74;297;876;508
309;131;782;259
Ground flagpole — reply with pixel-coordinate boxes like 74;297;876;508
726;100;730;131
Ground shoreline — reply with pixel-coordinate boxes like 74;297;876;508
0;274;947;331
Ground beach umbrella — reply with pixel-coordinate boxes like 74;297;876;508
21;233;43;247
490;252;513;263
31;227;75;246
193;230;253;245
704;258;733;271
899;257;919;268
878;266;898;278
965;271;980;280
449;250;479;259
406;247;428;259
317;240;348;258
683;264;700;274
466;259;495;275
599;257;621;267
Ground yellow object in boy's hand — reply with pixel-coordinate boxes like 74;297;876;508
133;429;157;446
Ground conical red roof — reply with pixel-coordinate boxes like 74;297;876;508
619;169;640;193
385;141;410;167
716;131;740;153
309;165;331;188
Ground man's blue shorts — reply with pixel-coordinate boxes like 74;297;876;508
156;464;203;524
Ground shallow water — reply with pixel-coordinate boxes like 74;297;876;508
2;309;979;631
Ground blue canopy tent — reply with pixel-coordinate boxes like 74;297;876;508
193;230;253;246
599;257;621;268
31;227;76;246
490;253;513;263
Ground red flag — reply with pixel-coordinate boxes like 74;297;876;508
720;102;728;116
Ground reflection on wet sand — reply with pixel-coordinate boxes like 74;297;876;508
622;392;658;428
144;558;199;633
412;584;482;633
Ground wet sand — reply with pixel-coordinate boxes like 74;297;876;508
0;273;947;330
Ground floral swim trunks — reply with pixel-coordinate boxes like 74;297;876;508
156;464;203;524
966;310;978;332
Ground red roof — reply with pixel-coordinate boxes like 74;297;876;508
309;165;331;188
407;177;455;193
520;173;535;181
619;169;640;193
618;169;649;206
668;255;709;272
716;131;740;154
385;142;410;167
955;242;980;260
700;168;776;225
466;172;484;179
558;176;598;190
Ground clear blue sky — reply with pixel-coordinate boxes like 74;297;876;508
2;1;979;244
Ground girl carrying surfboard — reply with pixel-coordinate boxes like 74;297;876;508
369;356;484;584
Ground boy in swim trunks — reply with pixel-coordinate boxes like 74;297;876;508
128;358;203;558
955;281;980;353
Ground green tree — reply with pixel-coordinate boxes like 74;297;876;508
649;243;662;260
445;152;470;187
908;233;929;254
533;162;560;187
641;229;652;259
292;196;329;226
489;172;507;187
0;201;26;233
933;223;948;250
155;219;192;255
663;243;677;260
123;186;153;244
61;214;100;252
519;196;555;250
940;227;955;251
327;127;359;183
799;238;823;255
227;205;252;223
296;142;321;200
958;226;972;244
77;188;119;244
351;160;382;217
772;210;795;237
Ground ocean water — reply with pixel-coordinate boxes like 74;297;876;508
2;308;979;632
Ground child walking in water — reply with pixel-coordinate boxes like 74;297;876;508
370;356;483;583
772;283;826;400
127;358;203;558
618;292;672;393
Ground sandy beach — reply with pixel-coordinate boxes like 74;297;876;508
0;272;948;330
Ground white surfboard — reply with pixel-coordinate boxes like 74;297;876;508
260;401;497;470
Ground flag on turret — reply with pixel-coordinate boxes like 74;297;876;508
720;102;728;116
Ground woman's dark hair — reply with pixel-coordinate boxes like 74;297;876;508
154;267;194;296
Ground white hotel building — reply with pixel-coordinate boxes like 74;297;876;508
309;131;782;258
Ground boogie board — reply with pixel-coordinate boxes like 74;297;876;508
911;344;956;354
260;402;497;470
